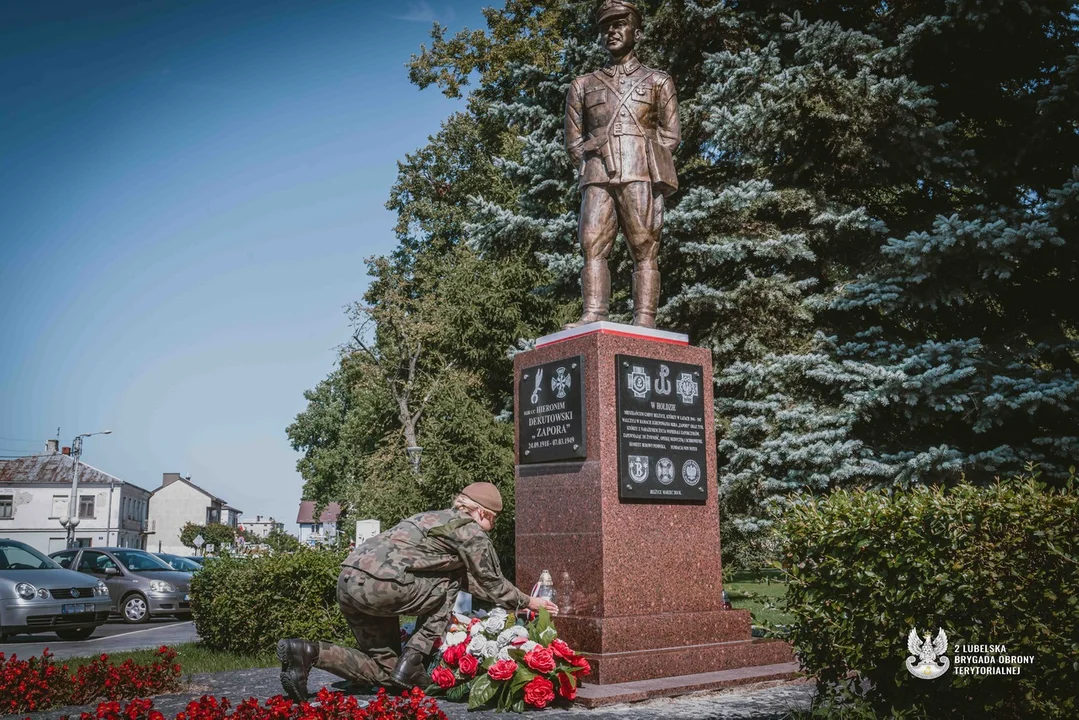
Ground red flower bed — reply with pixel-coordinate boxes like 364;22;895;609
0;647;182;714
65;688;446;720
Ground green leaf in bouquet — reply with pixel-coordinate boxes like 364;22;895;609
423;683;442;696
536;607;552;632
494;680;514;710
539;625;558;645
468;674;498;710
446;680;472;702
510;667;538;694
511;699;526;713
555;660;577;674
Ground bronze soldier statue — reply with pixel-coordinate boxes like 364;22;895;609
276;483;558;700
564;0;680;329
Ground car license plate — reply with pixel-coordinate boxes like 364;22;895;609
62;603;92;614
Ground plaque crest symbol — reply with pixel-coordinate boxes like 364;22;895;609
681;460;701;486
530;368;544;405
905;628;950;680
628;366;651;399
654;365;672;395
550;366;571;399
628;455;649;483
656;457;675;485
676;372;699;404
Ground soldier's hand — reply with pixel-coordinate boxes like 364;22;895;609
529;596;559;616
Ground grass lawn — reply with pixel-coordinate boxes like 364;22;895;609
63;643;278;674
724;568;794;630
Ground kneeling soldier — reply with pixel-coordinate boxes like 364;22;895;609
276;482;558;700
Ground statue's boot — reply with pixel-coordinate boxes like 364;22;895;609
632;265;660;328
563;260;611;329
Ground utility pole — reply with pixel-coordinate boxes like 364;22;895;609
60;430;112;549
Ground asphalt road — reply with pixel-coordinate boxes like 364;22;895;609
0;617;199;659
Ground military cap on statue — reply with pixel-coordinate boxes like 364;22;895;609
596;0;641;26
462;482;503;513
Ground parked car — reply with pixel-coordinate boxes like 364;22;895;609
0;539;111;641
50;547;192;624
154;553;201;572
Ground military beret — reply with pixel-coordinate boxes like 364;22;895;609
462;482;503;513
596;0;641;26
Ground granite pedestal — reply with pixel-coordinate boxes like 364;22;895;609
514;323;793;689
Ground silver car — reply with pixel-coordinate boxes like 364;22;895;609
0;539;111;641
51;547;192;624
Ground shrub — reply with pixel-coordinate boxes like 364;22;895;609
191;549;353;655
264;527;302;553
779;474;1079;718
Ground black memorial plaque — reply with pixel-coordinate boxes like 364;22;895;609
518;356;587;463
616;354;708;502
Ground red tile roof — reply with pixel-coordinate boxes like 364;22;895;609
296;500;341;524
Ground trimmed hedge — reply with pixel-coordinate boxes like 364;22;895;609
191;549;353;655
779;477;1078;718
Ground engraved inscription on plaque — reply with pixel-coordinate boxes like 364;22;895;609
518;356;587;464
616;354;708;502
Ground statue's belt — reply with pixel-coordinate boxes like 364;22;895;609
579;72;655;152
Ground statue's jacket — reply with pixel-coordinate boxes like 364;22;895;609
565;55;680;196
342;508;530;610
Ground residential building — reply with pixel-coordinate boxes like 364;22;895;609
148;472;242;555
243;514;283;539
0;440;152;553
296;501;340;545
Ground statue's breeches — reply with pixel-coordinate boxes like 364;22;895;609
579;181;664;263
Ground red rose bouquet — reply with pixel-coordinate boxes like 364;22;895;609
425;609;590;712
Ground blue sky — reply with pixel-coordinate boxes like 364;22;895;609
0;0;485;532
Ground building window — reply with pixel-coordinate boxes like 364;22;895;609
50;495;68;518
207;507;220;524
78;495;95;519
0;494;12;518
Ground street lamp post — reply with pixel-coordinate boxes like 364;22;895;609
60;431;112;549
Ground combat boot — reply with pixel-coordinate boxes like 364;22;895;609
277;638;319;703
564;259;611;329
388;647;430;690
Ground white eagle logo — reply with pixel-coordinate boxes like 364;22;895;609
905;628;950;679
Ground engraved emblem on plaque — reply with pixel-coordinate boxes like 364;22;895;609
656;457;675;485
551;366;571;399
628;455;650;483
530;368;544;405
654;364;672;395
676;371;699;405
682;459;701;486
628;366;651;399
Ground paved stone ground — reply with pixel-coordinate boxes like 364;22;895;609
13;668;816;719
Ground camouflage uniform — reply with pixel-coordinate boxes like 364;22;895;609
314;509;530;686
